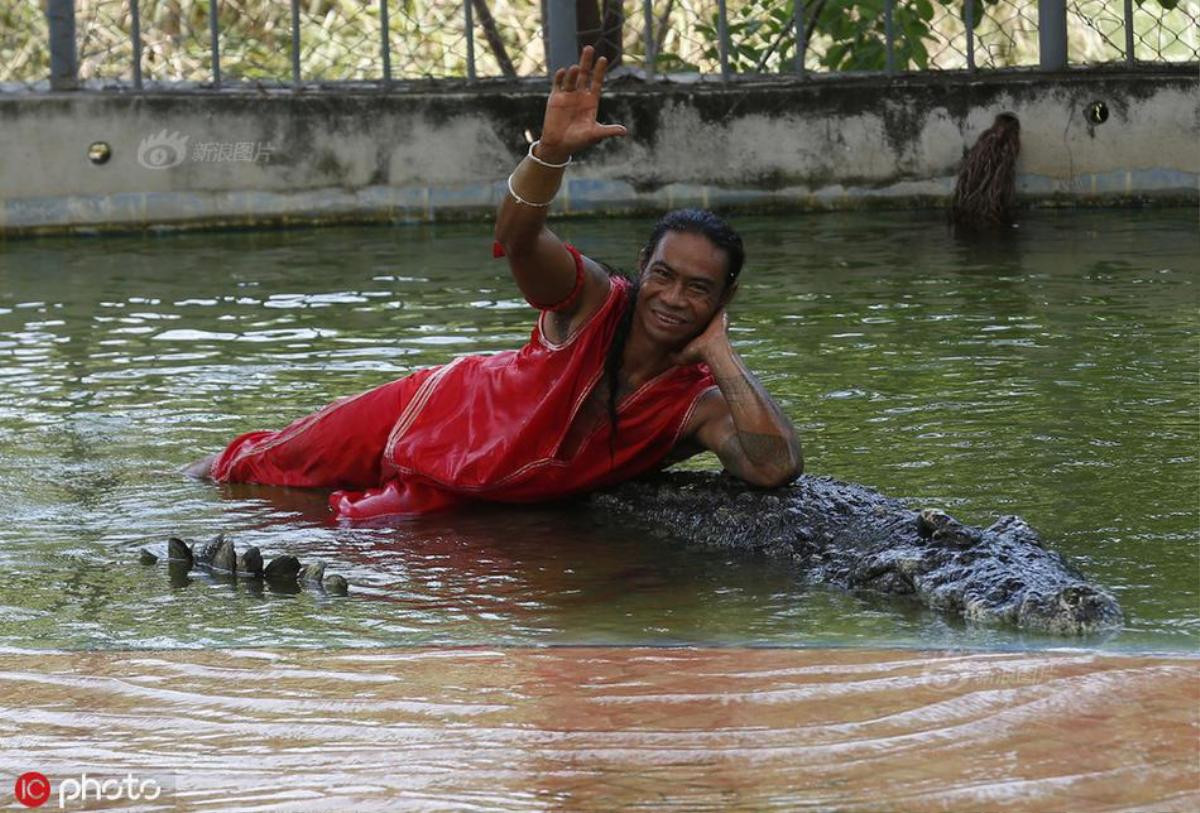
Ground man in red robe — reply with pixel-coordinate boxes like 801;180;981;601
186;46;802;520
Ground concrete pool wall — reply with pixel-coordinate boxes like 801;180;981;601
0;67;1195;236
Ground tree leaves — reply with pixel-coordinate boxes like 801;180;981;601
693;0;966;74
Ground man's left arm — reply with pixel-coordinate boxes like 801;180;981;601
680;312;803;488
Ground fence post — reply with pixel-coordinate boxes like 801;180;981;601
716;0;731;80
1123;0;1135;65
540;0;551;72
965;0;975;72
794;0;807;77
290;0;301;88
642;0;655;77
464;0;477;81
545;0;578;73
209;0;221;87
884;0;895;74
1037;0;1067;70
131;0;143;89
381;0;392;85
46;0;78;90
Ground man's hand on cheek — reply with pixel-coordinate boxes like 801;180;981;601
670;309;730;366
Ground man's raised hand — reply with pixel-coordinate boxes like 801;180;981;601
537;46;628;164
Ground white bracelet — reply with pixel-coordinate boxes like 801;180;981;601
507;171;553;207
527;139;572;168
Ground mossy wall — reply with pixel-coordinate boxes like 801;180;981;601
0;67;1194;236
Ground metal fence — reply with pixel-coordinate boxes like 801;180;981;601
2;0;1196;90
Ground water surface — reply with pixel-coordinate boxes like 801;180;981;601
0;210;1196;652
1;646;1195;811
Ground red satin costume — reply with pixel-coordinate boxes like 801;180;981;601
210;245;718;520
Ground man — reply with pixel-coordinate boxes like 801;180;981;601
187;46;801;519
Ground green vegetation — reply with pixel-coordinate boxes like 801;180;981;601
1;0;1195;84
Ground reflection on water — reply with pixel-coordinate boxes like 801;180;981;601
0;646;1195;810
0;210;1196;652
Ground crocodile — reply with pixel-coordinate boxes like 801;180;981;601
149;472;1121;634
588;471;1123;635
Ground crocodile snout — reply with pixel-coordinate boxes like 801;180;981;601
1019;584;1124;634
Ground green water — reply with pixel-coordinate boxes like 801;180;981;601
0;210;1196;653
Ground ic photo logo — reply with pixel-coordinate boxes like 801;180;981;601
137;129;190;169
13;771;165;808
14;772;49;808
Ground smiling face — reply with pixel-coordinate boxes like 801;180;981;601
635;230;736;348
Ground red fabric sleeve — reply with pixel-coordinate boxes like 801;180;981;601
492;240;586;313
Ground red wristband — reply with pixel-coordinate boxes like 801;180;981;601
528;243;585;312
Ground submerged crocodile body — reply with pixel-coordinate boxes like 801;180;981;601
589;472;1123;635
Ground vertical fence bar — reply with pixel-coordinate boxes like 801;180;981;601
209;0;221;87
540;0;550;74
642;0;655;76
290;0;301;88
380;0;392;85
464;0;477;81
1037;0;1068;70
965;0;975;72
130;0;143;89
47;0;78;90
794;0;807;76
716;0;731;80
884;0;895;74
1123;0;1135;65
546;0;578;73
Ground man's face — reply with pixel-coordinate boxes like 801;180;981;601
635;230;734;347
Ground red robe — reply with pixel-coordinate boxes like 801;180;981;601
211;272;717;520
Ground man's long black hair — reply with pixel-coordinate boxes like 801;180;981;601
601;208;745;456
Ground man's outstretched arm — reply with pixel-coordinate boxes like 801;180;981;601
681;312;803;488
494;46;625;328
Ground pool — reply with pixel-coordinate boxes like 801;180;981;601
0;209;1196;653
2;208;1197;809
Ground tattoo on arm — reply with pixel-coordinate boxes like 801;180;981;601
737;431;795;466
711;370;755;402
703;350;803;485
718;430;796;483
